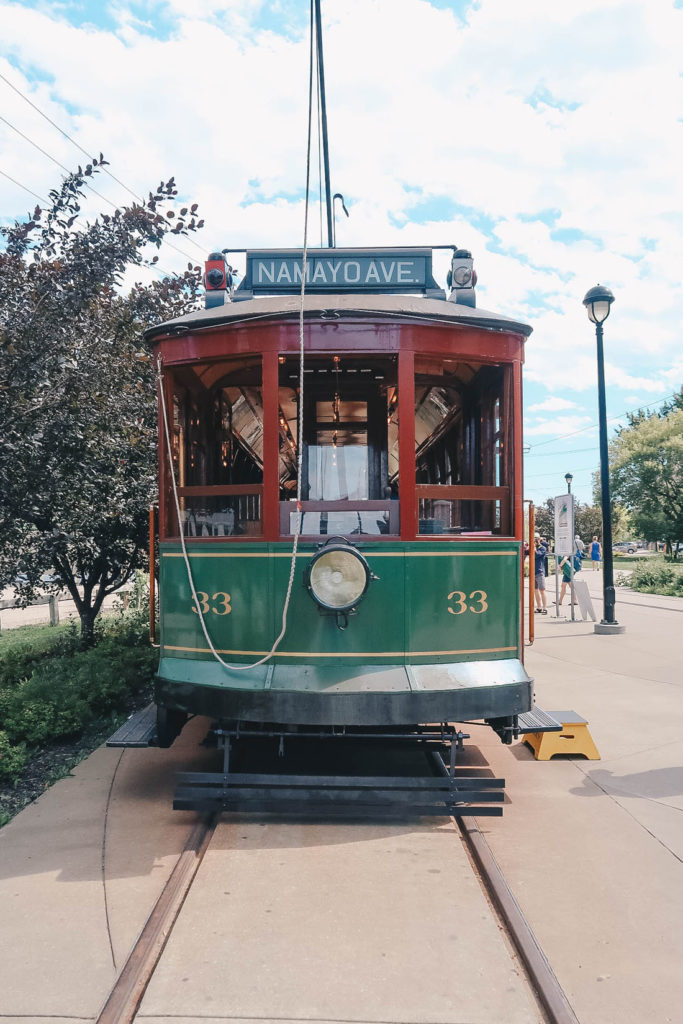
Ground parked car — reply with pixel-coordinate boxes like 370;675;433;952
13;571;59;586
613;542;637;554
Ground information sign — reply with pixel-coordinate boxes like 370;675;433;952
554;493;574;557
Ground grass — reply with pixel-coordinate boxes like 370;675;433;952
0;619;76;655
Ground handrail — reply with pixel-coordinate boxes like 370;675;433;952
416;484;509;501
279;499;399;536
149;505;156;645
526;500;534;646
416;483;512;535
177;484;263;497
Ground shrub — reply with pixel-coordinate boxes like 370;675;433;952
0;731;28;783
618;559;683;596
0;611;157;747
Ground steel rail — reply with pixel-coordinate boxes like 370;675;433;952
431;751;580;1024
95;814;216;1024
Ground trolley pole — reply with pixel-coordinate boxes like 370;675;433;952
314;0;334;247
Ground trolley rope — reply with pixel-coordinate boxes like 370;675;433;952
155;1;316;672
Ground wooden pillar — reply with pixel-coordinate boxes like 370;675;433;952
512;359;524;541
398;348;416;539
262;350;280;540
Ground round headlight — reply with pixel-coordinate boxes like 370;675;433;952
305;543;371;612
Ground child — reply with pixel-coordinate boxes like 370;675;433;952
557;553;576;606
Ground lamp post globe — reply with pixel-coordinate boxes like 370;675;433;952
564;472;573;494
583;284;624;634
583;284;615;325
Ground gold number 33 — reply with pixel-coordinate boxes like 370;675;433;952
447;589;488;615
192;591;232;615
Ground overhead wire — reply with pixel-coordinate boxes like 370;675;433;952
526;392;679;449
0;110;201;267
0;164;185;282
0;70;207;259
0;167;48;204
525;445;599;459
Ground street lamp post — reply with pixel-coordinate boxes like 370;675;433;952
565;472;575;621
582;284;625;634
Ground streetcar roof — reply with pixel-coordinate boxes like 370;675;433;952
145;292;532;342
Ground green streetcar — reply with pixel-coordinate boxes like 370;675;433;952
141;244;534;813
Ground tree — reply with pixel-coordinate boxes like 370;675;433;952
609;405;683;558
532;498;554;541
532;495;627;548
574;502;603;544
0;161;203;643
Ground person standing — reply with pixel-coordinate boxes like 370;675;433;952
533;534;548;614
590;535;601;571
573;539;583;573
557;553;576;606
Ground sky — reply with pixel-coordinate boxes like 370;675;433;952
1;0;682;507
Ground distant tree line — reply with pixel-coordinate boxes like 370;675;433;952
531;388;683;559
532;498;616;547
609;388;683;559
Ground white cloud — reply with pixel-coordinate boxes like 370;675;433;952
0;0;681;430
528;396;579;413
524;414;594;438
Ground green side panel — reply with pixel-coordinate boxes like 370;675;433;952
405;546;520;663
160;544;274;659
159;541;521;667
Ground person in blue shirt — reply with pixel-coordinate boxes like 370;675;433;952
590;535;601;570
533;534;548;614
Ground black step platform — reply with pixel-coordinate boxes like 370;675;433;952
517;708;563;734
106;704;158;747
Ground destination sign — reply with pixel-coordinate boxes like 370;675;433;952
235;247;445;299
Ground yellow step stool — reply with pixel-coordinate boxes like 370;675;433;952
524;710;600;761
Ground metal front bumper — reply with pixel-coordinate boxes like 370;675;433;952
155;657;533;727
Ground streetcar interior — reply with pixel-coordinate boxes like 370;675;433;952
163;354;512;538
415;357;512;535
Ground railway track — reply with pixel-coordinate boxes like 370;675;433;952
96;754;580;1024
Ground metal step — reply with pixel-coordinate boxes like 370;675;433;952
517;708;562;734
106;704;158;747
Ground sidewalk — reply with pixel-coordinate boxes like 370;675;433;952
483;569;683;1024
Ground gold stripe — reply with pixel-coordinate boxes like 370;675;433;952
162;644;517;658
162;550;517;559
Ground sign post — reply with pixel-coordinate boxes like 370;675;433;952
554;493;575;620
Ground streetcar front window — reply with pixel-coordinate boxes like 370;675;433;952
415;358;512;536
278;355;399;536
165;357;264;537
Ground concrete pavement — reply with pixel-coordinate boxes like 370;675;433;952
0;568;681;1024
481;569;683;1024
0;718;216;1021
